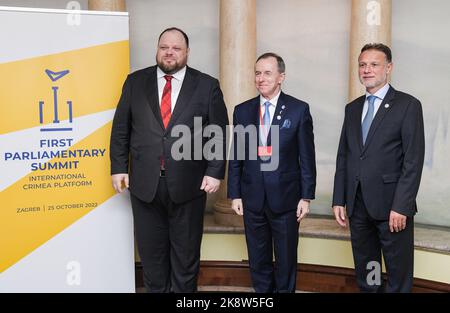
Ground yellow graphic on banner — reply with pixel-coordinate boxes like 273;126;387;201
0;122;115;273
0;40;129;135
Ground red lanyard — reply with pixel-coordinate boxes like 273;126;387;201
259;104;270;139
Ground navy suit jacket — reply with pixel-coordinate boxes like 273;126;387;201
332;85;425;219
228;92;316;213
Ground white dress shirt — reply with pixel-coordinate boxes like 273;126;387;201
157;66;187;112
259;91;311;202
259;90;281;126
361;83;390;123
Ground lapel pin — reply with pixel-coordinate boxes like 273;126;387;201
385;103;390;108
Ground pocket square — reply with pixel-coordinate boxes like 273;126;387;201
281;119;291;129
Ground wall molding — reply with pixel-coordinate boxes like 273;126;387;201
135;261;450;293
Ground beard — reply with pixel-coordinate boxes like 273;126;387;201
156;56;187;75
359;73;388;90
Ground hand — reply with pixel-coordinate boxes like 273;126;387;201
112;173;129;193
333;205;347;227
389;210;407;232
231;199;244;216
296;199;310;222
200;176;221;194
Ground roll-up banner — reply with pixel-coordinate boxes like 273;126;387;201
0;6;135;292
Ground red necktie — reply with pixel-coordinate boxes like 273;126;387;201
161;75;173;128
160;75;173;171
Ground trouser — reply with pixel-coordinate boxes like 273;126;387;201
243;197;299;293
349;185;414;293
131;177;206;292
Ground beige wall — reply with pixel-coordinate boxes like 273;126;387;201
392;0;450;226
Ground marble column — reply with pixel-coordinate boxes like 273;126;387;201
349;0;391;100
213;0;257;226
88;0;126;12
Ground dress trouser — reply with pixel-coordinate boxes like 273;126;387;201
349;185;414;293
131;177;206;292
243;197;300;293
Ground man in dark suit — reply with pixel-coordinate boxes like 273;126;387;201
332;43;425;292
110;27;228;292
228;53;316;293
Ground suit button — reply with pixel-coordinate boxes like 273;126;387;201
355;176;359;181
360;156;365;160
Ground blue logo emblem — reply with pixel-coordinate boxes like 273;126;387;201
39;69;73;132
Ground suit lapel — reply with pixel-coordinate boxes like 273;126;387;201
353;97;365;152
145;66;165;130
267;92;286;146
362;86;396;153
244;97;260;145
165;67;199;133
249;97;260;126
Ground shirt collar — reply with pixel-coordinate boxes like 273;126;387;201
157;66;187;81
366;83;390;100
260;90;281;107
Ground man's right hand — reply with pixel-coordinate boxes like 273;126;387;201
112;173;129;193
332;205;347;227
231;199;244;216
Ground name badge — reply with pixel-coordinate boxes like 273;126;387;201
258;146;272;157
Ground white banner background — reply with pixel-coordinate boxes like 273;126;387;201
0;6;135;293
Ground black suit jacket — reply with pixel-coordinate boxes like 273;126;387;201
110;66;228;203
332;85;425;219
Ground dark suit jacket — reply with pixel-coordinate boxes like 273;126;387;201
228;92;316;213
332;85;425;219
110;65;228;203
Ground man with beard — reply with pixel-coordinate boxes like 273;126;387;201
332;43;425;292
110;27;228;292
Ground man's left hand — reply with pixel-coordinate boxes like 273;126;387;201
200;176;221;194
389;210;407;232
297;199;310;222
